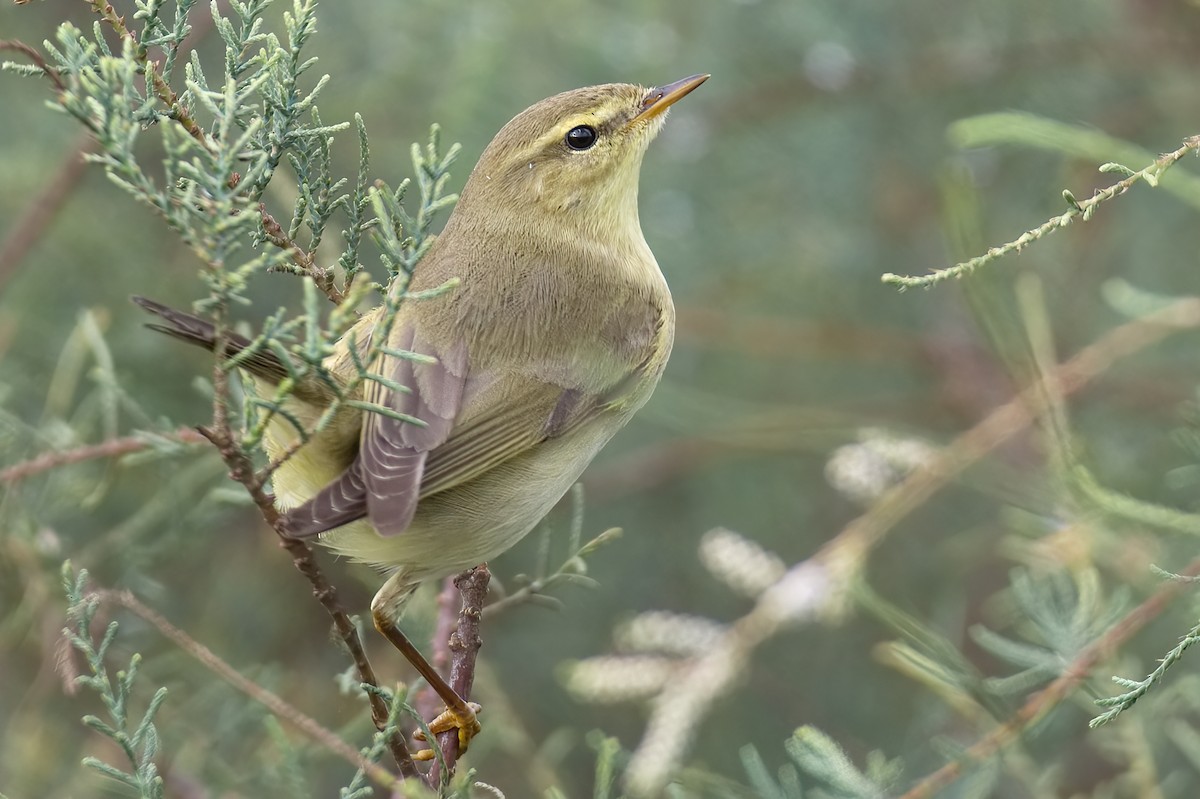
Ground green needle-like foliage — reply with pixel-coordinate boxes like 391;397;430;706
62;563;167;799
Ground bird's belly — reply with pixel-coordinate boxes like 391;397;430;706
317;416;626;580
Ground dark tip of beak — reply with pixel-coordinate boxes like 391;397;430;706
630;73;710;125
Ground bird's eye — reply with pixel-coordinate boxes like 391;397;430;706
565;125;598;150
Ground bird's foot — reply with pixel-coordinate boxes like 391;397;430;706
412;701;482;761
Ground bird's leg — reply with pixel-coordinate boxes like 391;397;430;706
371;573;481;761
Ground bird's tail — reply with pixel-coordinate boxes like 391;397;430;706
131;295;291;385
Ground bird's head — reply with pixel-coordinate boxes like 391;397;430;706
451;75;708;241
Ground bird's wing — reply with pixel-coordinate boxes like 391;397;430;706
280;321;467;538
281;370;616;539
281;300;663;539
416;383;594;498
417;286;670;500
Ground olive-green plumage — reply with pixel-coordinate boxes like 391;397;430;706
136;75;707;623
136;75;706;755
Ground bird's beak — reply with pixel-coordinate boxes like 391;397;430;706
628;74;710;127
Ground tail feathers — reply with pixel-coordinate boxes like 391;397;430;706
131;295;290;385
132;295;223;350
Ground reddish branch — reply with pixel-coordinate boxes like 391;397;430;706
15;4;487;788
430;565;490;784
73;2;339;303
0;33;92;294
0;38;67;92
260;204;344;304
812;297;1200;570
194;422;422;781
416;577;462;724
1;428;207;485
90;585;398;789
0;133;98;293
192;296;418;780
815;297;1200;797
3;425;427;780
85;0;207;144
898;554;1200;799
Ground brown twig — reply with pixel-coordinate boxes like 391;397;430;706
193;420;422;782
196;287;410;783
415;576;461;725
883;136;1200;289
584;438;724;503
260;204;345;304
13;0;406;781
897;554;1200;799
812;297;1200;574
676;306;928;362
429;564;490;784
0;7;223;292
0;132;98;293
624;297;1200;795
85;0;207;145
90;586;399;790
1;427;207;485
67;0;402;770
0;38;67;92
78;2;341;303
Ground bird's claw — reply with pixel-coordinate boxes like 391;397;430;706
413;702;482;761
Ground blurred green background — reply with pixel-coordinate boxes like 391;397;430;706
5;1;1200;796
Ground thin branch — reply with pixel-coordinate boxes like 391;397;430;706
0;38;67;92
813;297;1200;572
85;0;207;145
0;133;98;293
882;136;1200;290
583;438;723;504
1090;616;1200;726
429;564;490;784
1;427;207;485
81;2;340;303
195;423;422;781
0;3;224;289
415;576;461;724
896;554;1200;799
91;586;399;791
260;204;344;303
676;305;928;361
253;418;313;488
623;555;830;795
17;0;410;783
623;297;1200;795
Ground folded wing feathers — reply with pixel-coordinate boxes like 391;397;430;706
279;461;369;538
281;325;466;539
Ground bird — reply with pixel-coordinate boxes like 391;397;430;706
134;73;708;758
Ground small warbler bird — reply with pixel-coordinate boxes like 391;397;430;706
136;73;707;756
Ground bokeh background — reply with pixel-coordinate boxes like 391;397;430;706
5;1;1200;796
